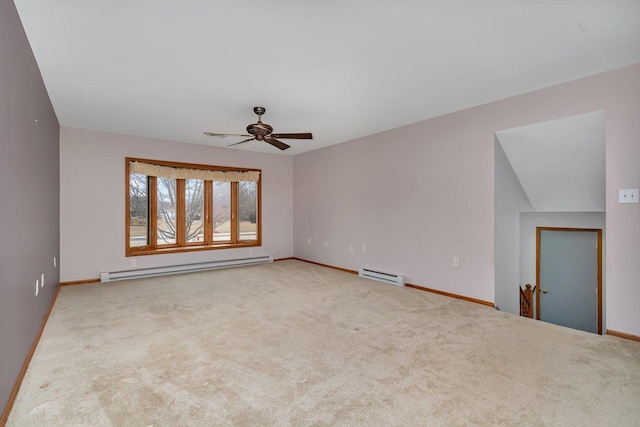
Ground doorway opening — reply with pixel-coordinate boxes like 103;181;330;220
493;110;606;330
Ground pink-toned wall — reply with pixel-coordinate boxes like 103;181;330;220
60;127;293;282
293;63;640;336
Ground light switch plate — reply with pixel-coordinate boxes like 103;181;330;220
619;189;639;203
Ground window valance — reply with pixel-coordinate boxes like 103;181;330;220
129;161;260;182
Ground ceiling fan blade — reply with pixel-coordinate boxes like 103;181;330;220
227;137;256;147
204;132;252;137
264;137;290;151
271;132;313;139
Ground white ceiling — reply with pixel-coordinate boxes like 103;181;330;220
496;111;605;212
13;0;640;155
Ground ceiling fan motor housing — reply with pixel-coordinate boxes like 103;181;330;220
247;106;272;140
247;122;273;140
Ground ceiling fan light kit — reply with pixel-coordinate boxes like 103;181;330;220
204;106;313;151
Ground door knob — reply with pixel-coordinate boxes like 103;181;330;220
541;289;548;294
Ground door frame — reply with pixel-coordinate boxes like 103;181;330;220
535;227;603;334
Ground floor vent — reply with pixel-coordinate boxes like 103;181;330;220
100;256;273;282
358;267;405;286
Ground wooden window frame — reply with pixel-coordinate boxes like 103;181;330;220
125;157;262;256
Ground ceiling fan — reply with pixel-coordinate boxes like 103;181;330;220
204;106;313;151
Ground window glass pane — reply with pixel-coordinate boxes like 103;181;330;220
238;181;258;241
129;173;148;247
157;177;177;245
212;181;231;242
185;179;204;243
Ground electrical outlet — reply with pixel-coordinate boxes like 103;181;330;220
248;249;253;255
41;273;44;288
130;259;136;267
54;256;56;268
361;245;366;253
324;241;328;248
349;245;354;253
35;280;39;296
307;237;311;245
453;257;460;267
619;189;639;203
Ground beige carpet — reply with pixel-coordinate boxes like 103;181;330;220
7;260;640;426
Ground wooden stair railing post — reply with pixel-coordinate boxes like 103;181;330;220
519;284;533;318
524;284;533;318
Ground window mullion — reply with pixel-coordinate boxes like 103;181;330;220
204;180;212;244
257;177;262;246
231;182;238;244
176;179;186;246
125;171;131;252
149;176;158;249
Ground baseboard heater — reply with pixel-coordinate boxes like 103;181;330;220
358;267;405;287
100;256;273;282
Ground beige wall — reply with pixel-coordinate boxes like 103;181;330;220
60;127;293;282
293;63;640;336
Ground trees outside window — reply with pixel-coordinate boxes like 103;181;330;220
212;181;231;242
129;174;148;248
185;179;204;243
238;181;258;241
157;177;177;245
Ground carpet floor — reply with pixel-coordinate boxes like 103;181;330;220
7;260;640;426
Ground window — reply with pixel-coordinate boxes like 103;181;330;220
129;173;149;248
126;158;261;256
185;179;204;243
238;181;258;241
212;181;231;242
